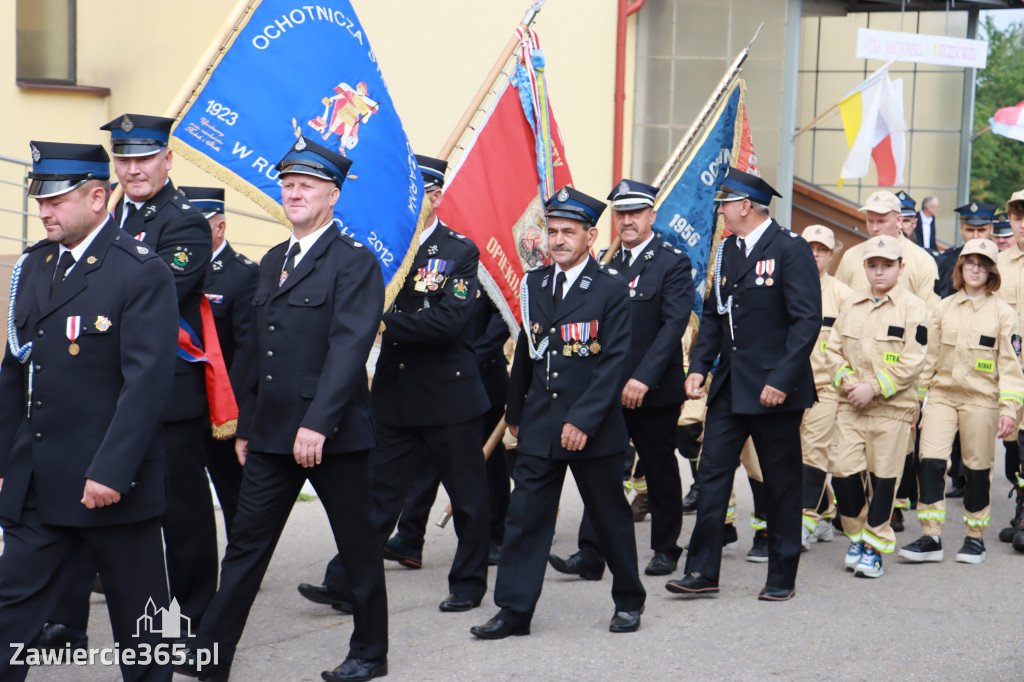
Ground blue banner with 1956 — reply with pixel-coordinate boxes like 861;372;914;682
171;0;422;296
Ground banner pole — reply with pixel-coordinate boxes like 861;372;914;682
108;0;259;212
600;23;763;265
437;1;547;160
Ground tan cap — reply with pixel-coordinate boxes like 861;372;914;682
1007;189;1024;214
960;238;999;263
858;190;902;215
802;224;836;250
862;234;902;261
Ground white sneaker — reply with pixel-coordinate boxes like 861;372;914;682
844;541;863;571
801;526;812;551
813;522;834;543
853;545;884;578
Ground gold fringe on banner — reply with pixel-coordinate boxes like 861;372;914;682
212;418;238;441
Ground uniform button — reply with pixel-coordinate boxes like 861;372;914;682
130;481;137;488
33;433;42;441
455;371;461;377
265;375;273;382
33;364;41;371
332;427;340;434
552;393;558;399
731;346;737;351
550;350;557;356
266;350;274;358
392;342;398;347
552;372;559;379
34;401;42;409
36;329;44;337
304;297;310;303
268;325;276;332
399;363;405;369
732;283;738;290
550;328;556;334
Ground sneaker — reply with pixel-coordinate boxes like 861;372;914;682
844;541;863;571
853;545;884;578
746;530;768;563
801;526;812;552
813;522;834;543
890;508;905;533
898;535;943;562
722;523;739;551
955;537;986;564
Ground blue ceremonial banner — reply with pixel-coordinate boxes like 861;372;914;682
171;0;423;300
652;81;746;323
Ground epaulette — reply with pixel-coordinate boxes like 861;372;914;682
598;248;609;259
111;232;159;261
445;227;466;240
598;264;621;277
234;252;257;267
24;238;51;253
661;242;683;255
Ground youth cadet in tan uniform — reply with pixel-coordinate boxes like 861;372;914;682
826;235;928;579
800;226;851;549
899;239;1024;565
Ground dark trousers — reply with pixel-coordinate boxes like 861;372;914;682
196;450;387;663
493;451;645;626
577;405;684;563
0;501;170;682
684;388;803;590
324;418;489;602
48;417;218;631
395;405;511;548
163;417;219;623
205;432;244;540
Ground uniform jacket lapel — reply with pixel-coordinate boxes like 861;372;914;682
735;221;779;282
273;228;337;298
623;236;660;282
39;219;117;319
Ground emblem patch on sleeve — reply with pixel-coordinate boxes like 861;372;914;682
452;278;469;300
1012;334;1022;357
170;247;193;272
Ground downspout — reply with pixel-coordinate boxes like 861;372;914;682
613;0;646;190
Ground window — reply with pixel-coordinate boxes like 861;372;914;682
16;0;76;84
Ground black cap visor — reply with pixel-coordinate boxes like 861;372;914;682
109;140;167;158
27;175;92;199
277;159;340;186
545;207;594;225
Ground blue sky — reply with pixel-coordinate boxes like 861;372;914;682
981;8;1024;31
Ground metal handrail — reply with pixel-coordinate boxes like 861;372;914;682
0;154;30;247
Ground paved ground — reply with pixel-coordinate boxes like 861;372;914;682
14;449;1024;681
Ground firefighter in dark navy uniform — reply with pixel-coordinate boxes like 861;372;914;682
666;166;821;602
176;137;388;682
182;186;259;538
0;141;178;682
298;154;491;615
471;185;646;640
548;179;694;579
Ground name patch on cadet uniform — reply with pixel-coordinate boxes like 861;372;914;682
883;351;901;364
561;320;601;357
916;325;928;345
979;335;996;348
820;341;827;352
975;359;995;372
887;326;905;338
823;316;836;327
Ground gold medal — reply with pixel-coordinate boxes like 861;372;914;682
765;277;774;286
563;343;572;357
572;341;582;353
589;341;601;354
69;342;80;356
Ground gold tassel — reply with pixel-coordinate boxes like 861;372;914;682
211;418;238;441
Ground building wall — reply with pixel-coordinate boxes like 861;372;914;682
0;0;624;260
795;10;971;245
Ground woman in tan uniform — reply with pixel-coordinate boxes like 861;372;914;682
899;238;1024;564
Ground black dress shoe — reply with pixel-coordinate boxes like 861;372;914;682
297;583;354;614
665;572;719;597
547;552;604;580
644;552;678;576
382;535;423;569
173;646;231;681
758;585;796;601
470;616;530;640
322;656;388;682
439;593;482;612
37;622;88;652
681;483;700;515
609;608;643;633
488;542;501;566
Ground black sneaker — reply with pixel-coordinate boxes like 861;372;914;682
746;530;768;563
898;535;943;562
722;523;739;550
890;508;904;533
955;537;986;564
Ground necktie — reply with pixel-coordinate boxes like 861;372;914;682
622;250;632;268
124;202;139;225
279;242;302;287
737;237;746;257
553;271;566;311
50;251;76;298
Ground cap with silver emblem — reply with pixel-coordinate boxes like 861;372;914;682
100;113;175;158
275;136;353;188
27;141;110;199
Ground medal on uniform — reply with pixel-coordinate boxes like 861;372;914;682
66;315;81;356
94;315;111;332
765;258;776;287
414;258;448;292
755;260;766;286
629;275;639;297
562;320;601;357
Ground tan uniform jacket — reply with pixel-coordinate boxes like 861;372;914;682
826;284;928;418
919;290;1024;421
996;246;1024;331
813;274;853;396
834;232;939;310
